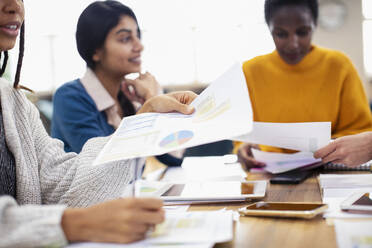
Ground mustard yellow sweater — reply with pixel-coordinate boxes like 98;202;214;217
234;46;372;153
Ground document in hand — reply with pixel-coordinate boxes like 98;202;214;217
251;149;321;174
94;63;253;165
235;122;331;152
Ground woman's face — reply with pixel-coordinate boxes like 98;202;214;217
93;15;144;77
269;5;315;65
0;0;24;52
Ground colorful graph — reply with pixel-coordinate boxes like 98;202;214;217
159;130;194;149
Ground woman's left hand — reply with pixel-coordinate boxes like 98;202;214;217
138;91;197;115
123;72;161;104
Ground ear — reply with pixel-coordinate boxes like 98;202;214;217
92;48;102;63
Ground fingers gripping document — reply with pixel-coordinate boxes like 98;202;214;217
94;63;253;165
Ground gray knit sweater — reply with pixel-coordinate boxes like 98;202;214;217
0;79;141;247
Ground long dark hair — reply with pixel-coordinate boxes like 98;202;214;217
76;0;139;116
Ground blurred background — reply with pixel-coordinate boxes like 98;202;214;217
3;0;372;134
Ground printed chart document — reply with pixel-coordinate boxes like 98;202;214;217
94;63;253;165
235;122;331;152
334;220;372;248
67;211;233;248
251;149;321;174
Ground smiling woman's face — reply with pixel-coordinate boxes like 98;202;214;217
0;0;24;52
92;15;144;77
269;5;315;65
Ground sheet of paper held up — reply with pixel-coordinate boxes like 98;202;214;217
235;122;331;152
94;63;253;165
251;149;321;174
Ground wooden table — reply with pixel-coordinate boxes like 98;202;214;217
189;172;337;248
144;159;369;248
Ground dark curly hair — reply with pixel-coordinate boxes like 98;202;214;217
264;0;318;25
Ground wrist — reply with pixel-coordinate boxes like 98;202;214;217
367;132;372;160
61;208;88;242
137;99;153;114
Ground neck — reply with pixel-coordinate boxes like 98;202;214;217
93;68;123;99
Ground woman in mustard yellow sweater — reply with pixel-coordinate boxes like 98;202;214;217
237;0;372;169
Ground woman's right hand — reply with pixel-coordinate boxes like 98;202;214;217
237;143;266;170
137;91;197;115
61;198;165;244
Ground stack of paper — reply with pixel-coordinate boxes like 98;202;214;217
235;121;331;152
251;149;321;174
67;211;233;248
318;174;372;218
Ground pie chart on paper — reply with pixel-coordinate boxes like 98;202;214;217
159;130;194;149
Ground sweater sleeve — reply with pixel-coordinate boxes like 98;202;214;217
0;196;68;248
52;85;111;153
333;59;372;138
29;92;141;207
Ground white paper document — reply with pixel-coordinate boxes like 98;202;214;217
334;220;372;248
323;195;372;219
68;211;232;248
235;122;331;152
94;63;253;165
180;155;246;181
319;174;372;218
319;174;372;189
146;211;233;244
251;149;321;174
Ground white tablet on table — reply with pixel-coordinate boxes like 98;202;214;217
135;180;267;203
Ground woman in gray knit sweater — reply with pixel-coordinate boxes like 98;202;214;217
0;0;196;247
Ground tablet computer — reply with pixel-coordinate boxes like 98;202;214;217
136;180;267;202
239;201;328;219
341;192;372;214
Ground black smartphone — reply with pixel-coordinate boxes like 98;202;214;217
270;169;314;184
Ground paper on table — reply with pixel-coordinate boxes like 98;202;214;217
180;155;246;180
323;195;372;219
319;174;372;218
94;63;253;165
334;220;372;248
235;122;331;152
147;211;233;244
318;174;372;189
67;211;232;247
251;149;321;174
